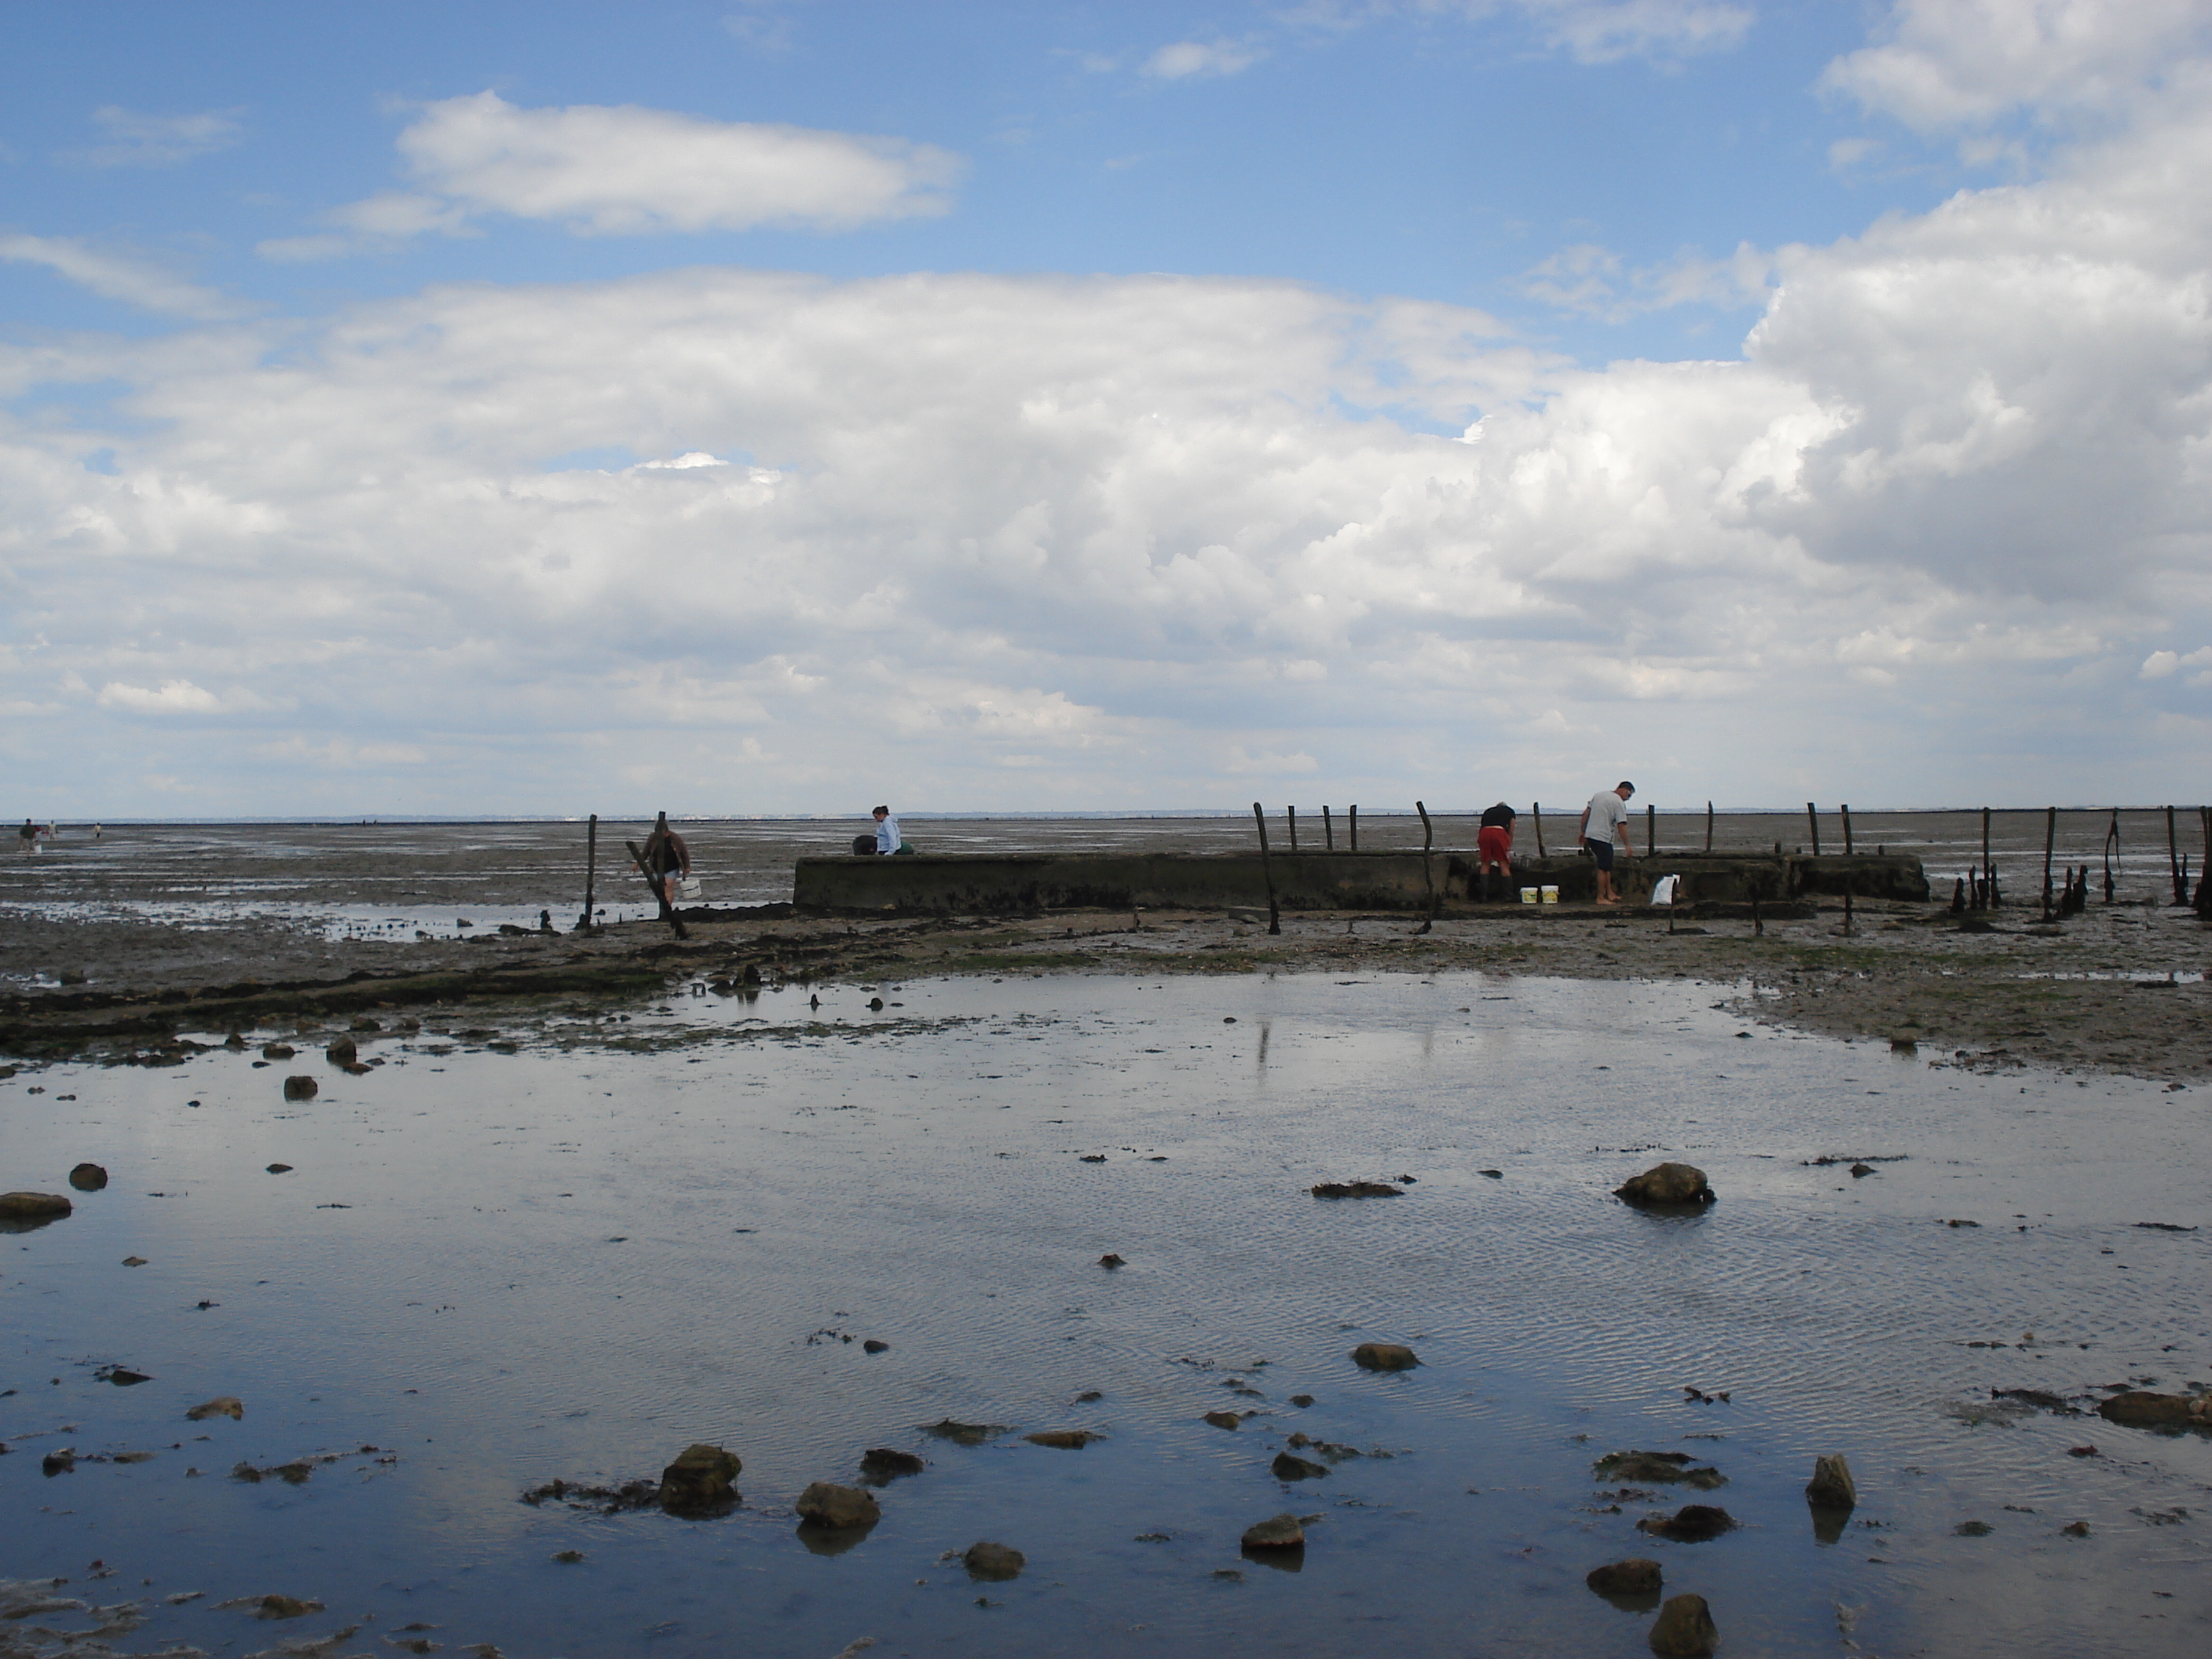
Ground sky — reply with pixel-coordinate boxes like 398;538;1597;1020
3;0;2210;817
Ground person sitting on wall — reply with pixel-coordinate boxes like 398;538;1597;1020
872;805;916;855
1476;801;1517;901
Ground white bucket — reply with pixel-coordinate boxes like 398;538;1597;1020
1540;885;1560;904
1520;886;1539;904
677;877;703;900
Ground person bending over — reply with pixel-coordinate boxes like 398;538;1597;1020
1476;801;1517;899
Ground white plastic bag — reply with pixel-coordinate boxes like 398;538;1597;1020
1649;873;1679;906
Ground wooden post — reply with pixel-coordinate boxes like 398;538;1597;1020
2042;804;2057;920
1414;800;1435;933
1251;802;1281;935
2167;805;2182;903
1843;888;1855;936
1841;804;1855;855
1982;806;1993;903
577;813;598;931
1807;803;1821;857
1533;802;1545;858
2102;807;2119;903
1705;800;1714;851
1323;805;1334;851
1646;803;1656;860
1349;804;1358;851
1287;804;1298;852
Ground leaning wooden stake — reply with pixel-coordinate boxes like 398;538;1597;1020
2167;805;2184;904
2102;807;2119;903
1251;802;1281;935
1287;804;1298;852
1533;801;1546;858
577;813;599;931
1323;805;1334;851
1983;806;1994;905
1705;800;1714;852
1413;800;1436;934
1807;802;1821;857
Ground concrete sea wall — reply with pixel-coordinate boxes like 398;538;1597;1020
792;849;1928;914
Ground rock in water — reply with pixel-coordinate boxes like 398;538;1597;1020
1311;1181;1402;1199
1595;1451;1725;1489
1637;1504;1737;1543
1648;1592;1719;1656
1805;1452;1856;1510
255;1595;323;1620
324;1036;357;1065
795;1481;881;1528
1241;1513;1305;1549
1272;1452;1329;1480
0;1192;72;1221
68;1163;108;1192
282;1076;318;1101
922;1419;1006;1446
187;1396;244;1422
2097;1390;2212;1427
1614;1163;1716;1207
657;1443;741;1515
963;1540;1025;1581
1352;1342;1419;1372
859;1448;925;1482
1586;1558;1663;1595
1024;1429;1104;1449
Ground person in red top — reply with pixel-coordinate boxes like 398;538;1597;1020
1476;802;1517;900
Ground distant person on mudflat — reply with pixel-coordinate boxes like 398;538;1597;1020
637;822;690;895
1580;781;1636;905
1476;802;1517;899
16;819;37;854
872;806;914;855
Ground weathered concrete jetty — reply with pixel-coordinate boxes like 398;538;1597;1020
793;848;1927;916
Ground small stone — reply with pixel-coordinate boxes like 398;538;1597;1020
350;1016;381;1032
0;1192;72;1221
42;1448;75;1476
1805;1452;1856;1510
922;1419;1006;1446
1614;1163;1715;1207
552;1550;584;1562
1586;1558;1663;1596
1098;1253;1125;1268
187;1397;244;1422
1954;1519;1994;1536
122;1255;148;1267
657;1443;741;1515
1479;1168;1503;1178
1024;1430;1103;1449
1636;1504;1737;1542
1595;1451;1725;1489
1351;1342;1419;1372
255;1595;324;1619
282;1076;318;1101
324;1036;357;1065
68;1163;108;1192
262;1044;295;1060
266;1163;293;1174
963;1540;1025;1581
1849;1163;1874;1177
1079;1153;1106;1163
1648;1591;1719;1656
1311;1181;1402;1199
794;1481;881;1528
862;1339;889;1353
1240;1513;1304;1549
1272;1452;1328;1480
1203;1410;1246;1430
2060;1520;2090;1537
1289;1394;1315;1408
2097;1390;2212;1427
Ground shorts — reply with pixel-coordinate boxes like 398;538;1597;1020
1477;825;1512;864
1584;837;1614;871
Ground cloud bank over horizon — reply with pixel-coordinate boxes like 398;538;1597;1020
3;2;2209;817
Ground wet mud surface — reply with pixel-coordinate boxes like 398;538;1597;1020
4;972;2210;1658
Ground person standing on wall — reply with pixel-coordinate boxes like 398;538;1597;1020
1476;801;1517;901
1579;781;1636;905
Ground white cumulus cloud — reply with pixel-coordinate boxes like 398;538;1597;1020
1141;38;1268;79
0;234;246;320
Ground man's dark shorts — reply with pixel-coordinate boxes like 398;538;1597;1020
1584;837;1614;871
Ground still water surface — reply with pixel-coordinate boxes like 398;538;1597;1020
4;972;2208;1656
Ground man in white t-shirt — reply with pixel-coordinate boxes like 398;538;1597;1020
1579;781;1636;905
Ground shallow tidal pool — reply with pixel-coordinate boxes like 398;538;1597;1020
4;972;2209;1658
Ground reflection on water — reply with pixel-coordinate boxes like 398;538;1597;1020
2;973;2208;1657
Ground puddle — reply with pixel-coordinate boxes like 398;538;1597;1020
2;973;2208;1657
